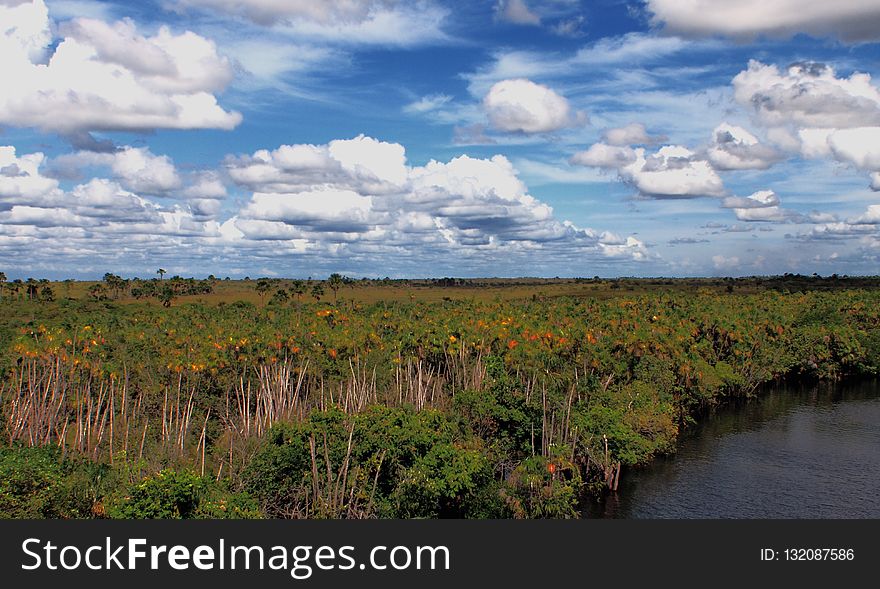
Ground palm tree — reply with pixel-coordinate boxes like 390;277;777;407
291;280;305;302
255;278;272;304
157;268;166;280
26;278;38;301
328;273;344;304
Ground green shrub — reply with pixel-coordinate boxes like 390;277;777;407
108;469;259;519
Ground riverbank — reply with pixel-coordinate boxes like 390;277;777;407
586;379;880;518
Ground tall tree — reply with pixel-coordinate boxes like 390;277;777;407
103;273;126;299
291;279;305;302
157;268;166;280
328;273;344;304
255;278;273;304
25;278;38;301
310;283;325;302
0;271;5;301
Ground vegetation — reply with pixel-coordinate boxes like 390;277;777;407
1;274;879;518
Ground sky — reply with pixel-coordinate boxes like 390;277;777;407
1;0;879;280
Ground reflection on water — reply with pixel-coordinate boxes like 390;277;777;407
586;380;880;519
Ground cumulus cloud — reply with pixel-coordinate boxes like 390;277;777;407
707;123;783;170
732;206;797;223
0;0;241;135
569;144;637;168
181;172;228;200
734;60;880;185
646;0;880;42
849;204;880;225
622;146;724;199
49;147;182;195
0;146;61;208
733;61;880;130
795;222;878;241
483;79;587;134
602;123;667;147
495;0;540;26
226;135;408;196
827;127;880;171
229;136;651;263
721;190;780;210
571;142;724;199
722;190;807;223
108;148;181;195
1;133;652;275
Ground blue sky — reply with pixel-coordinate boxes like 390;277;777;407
1;0;880;279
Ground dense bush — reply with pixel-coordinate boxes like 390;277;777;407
0;446;108;518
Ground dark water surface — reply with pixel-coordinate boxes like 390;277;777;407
586;380;880;518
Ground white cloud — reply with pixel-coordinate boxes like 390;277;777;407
227;135;408;195
572;32;693;66
186;0;452;48
569;144;637;168
621;145;724;199
181;172;228;200
602;123;667;147
0;146;61;207
109;148;181;195
67;178;159;222
274;2;449;47
733;61;880;130
483;78;586;134
872;173;880;191
1;0;51;61
552;16;585;38
403;94;453;114
0;0;241;134
242;189;376;233
827;127;880;171
180;0;396;26
49;147;182;195
224;39;339;87
849;204;880;225
733;207;796;223
495;0;540;26
713;255;740;270
721;190;780;209
707;123;783;170
646;0;880;42
734;60;880;188
796;222;878;240
571;140;727;199
0;205;98;228
229;136;651;264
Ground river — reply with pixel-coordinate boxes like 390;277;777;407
585;379;880;518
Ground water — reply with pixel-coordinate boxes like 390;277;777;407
586;380;880;518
